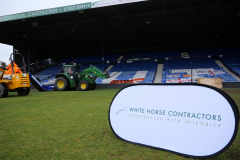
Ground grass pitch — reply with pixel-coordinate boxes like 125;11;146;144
0;88;239;159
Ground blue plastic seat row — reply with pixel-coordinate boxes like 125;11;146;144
188;48;240;57
164;58;219;69
122;51;181;61
109;61;158;72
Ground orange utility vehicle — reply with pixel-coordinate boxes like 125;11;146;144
0;50;30;98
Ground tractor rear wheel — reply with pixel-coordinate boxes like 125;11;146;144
79;80;89;91
55;77;69;91
17;87;30;96
0;84;8;98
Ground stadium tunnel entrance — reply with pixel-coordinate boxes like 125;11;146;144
0;0;240;72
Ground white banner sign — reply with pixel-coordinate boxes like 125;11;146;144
109;84;239;158
92;0;146;8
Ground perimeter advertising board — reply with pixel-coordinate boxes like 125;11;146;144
92;0;146;8
109;84;239;158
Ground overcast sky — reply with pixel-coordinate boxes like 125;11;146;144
0;0;95;65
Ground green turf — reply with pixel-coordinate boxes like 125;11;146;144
0;88;239;159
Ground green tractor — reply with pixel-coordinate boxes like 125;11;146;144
55;64;109;91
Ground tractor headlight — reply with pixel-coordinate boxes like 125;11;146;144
70;76;73;79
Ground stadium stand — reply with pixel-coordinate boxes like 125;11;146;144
162;58;240;83
96;61;158;84
220;56;240;77
32;50;240;86
188;48;240;58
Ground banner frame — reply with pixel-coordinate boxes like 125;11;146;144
108;83;239;159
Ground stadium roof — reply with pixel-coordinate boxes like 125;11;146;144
0;0;240;62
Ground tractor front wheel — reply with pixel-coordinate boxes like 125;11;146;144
55;77;69;91
79;80;89;91
0;84;8;98
17;87;30;96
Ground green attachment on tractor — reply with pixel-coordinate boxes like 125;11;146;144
55;63;109;91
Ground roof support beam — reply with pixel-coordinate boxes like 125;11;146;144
163;0;167;30
111;6;126;26
205;0;221;25
133;14;140;38
28;28;31;73
66;13;95;31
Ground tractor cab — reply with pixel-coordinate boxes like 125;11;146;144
63;63;81;83
63;64;80;76
60;63;81;77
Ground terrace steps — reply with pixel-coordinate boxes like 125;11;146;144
154;64;163;83
105;65;113;72
117;55;124;63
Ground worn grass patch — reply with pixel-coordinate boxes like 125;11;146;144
0;88;239;159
